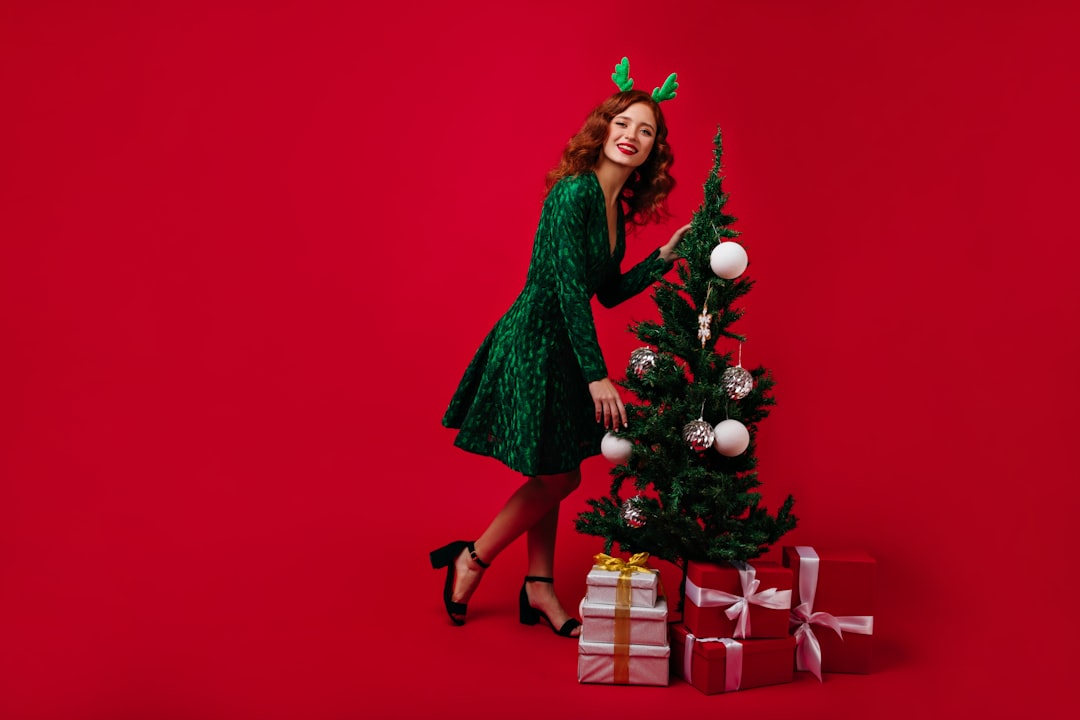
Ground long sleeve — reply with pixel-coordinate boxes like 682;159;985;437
595;248;673;308
542;178;609;383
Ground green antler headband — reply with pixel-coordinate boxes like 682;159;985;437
611;57;634;91
652;73;678;103
610;56;679;102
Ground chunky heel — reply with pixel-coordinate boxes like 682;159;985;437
519;576;581;638
518;584;541;625
429;542;463;569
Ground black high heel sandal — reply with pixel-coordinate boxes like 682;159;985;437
519;576;581;637
429;540;489;626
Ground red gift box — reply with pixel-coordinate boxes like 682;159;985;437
782;546;875;678
670;623;795;694
683;560;792;639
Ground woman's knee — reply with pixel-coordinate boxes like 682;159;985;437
535;468;581;499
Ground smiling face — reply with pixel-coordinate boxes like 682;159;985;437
599;102;657;171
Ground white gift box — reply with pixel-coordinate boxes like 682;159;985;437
585;567;660;608
579;596;669;647
577;640;670;686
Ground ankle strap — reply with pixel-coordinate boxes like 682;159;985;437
524;576;553;583
467;541;490;569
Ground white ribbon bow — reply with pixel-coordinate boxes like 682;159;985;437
685;560;792;638
683;634;743;692
789;546;874;681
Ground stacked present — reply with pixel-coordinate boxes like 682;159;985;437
670;546;876;692
575;547;876;690
577;553;670;686
671;558;796;694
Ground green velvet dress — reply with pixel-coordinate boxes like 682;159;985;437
442;172;672;476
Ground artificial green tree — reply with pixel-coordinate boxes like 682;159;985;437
576;128;797;603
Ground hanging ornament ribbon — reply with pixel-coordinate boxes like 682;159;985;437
789;546;875;681
683;633;743;692
684;561;792;638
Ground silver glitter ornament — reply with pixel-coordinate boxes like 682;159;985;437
722;365;754;400
628;347;659;378
621;496;647;528
682;417;716;452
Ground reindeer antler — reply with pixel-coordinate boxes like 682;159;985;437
611;57;634;92
651;73;678;103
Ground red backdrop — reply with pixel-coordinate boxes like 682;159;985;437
2;1;1078;718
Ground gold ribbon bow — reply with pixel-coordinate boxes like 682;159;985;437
593;552;655;574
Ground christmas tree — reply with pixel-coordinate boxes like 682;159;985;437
576;128;797;600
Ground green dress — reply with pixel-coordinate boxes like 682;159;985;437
442;172;672;476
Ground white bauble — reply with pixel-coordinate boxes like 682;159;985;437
601;433;633;463
710;242;749;279
712;419;750;457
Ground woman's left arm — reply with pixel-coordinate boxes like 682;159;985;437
596;222;691;308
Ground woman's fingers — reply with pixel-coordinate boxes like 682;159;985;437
589;378;628;429
598;398;621;429
603;397;625;429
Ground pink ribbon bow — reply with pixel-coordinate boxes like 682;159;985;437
789;546;874;681
682;633;743;692
685;560;792;638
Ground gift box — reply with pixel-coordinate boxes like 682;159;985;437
579;596;669;647
586;553;661;609
783;546;875;678
577;639;670;686
670;624;795;694
683;560;792;639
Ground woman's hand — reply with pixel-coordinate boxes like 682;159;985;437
589;378;627;430
658;222;693;263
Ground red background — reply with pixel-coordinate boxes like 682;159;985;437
2;1;1078;718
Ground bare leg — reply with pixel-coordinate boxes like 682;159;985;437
526;504;560;579
450;469;581;613
524;499;582;636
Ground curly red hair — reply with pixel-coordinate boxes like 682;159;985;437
546;90;675;227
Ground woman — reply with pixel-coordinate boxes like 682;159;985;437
432;81;690;637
